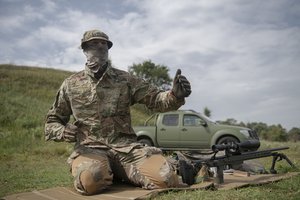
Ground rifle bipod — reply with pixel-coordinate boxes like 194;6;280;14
270;152;296;174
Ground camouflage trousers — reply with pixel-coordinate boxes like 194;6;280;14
68;144;179;195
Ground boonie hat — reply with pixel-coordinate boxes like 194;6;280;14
80;29;113;49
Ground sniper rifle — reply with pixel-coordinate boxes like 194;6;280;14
177;140;296;185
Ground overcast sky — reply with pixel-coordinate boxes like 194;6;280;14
1;0;299;130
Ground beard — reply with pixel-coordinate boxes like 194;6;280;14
84;48;108;73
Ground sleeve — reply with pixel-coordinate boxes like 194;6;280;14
44;80;72;142
129;75;185;112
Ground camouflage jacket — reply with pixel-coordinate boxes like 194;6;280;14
45;65;184;148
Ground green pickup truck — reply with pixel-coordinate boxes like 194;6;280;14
134;110;260;150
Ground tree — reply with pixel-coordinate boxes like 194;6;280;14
288;127;300;142
128;60;172;90
217;118;290;142
260;124;288;141
203;107;211;117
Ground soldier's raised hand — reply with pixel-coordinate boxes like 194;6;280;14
171;69;191;99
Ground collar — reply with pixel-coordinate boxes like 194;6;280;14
84;62;117;81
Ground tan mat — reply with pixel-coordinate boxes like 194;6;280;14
2;182;213;200
3;172;299;200
218;171;299;190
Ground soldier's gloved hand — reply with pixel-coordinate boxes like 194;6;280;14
63;123;79;142
171;69;191;99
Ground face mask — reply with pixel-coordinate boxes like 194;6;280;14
83;41;108;73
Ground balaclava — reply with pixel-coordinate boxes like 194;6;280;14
83;41;108;75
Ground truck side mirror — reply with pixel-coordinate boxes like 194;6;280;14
199;121;207;127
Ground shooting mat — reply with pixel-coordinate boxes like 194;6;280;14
3;172;299;200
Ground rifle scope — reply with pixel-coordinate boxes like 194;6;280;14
211;140;260;153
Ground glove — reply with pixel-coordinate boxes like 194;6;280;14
171;69;191;99
63;123;79;142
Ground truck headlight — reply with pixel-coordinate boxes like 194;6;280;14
240;130;250;138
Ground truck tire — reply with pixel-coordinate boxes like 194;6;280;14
138;138;153;147
217;136;239;145
217;136;240;154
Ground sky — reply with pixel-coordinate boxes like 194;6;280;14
0;0;300;130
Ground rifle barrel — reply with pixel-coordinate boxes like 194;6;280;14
207;146;290;166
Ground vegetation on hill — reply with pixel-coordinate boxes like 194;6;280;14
0;65;70;152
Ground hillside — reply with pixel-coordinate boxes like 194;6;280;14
0;65;72;151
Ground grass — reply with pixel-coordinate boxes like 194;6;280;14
0;64;299;199
0;64;75;197
0;146;73;196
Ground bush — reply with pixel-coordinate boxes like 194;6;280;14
288;128;300;142
260;124;288;141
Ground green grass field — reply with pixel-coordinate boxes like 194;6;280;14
0;64;299;199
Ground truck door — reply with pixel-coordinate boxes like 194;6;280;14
156;114;180;147
180;114;211;148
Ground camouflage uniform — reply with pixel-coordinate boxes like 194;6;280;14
45;64;184;195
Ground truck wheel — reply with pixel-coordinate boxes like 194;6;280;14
217;136;239;145
138;138;153;147
217;136;239;154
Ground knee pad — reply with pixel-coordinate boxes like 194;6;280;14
74;161;113;195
